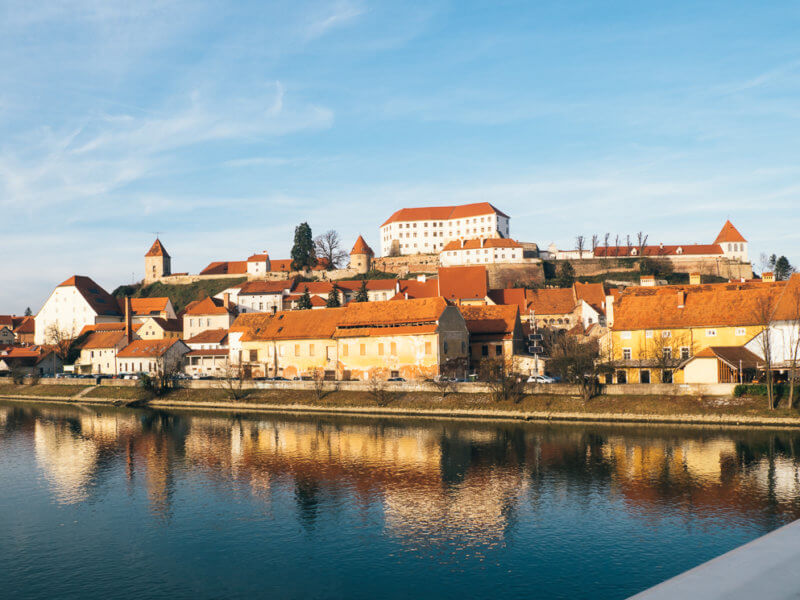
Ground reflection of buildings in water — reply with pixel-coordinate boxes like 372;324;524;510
745;457;800;504
383;469;526;548
34;420;99;504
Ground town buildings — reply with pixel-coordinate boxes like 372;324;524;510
379;202;510;257
116;339;190;376
182;296;237;339
439;238;525;267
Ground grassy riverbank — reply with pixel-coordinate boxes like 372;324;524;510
2;383;800;426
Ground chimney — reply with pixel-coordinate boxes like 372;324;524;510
461;239;465;248
689;273;701;285
606;295;615;328
763;272;775;283
223;293;231;309
124;296;132;342
640;275;655;287
677;290;686;308
480;238;485;248
271;306;277;315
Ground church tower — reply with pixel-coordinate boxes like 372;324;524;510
349;235;374;275
144;238;171;284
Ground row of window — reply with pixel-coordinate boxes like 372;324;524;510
621;347;691;360
246;340;465;360
620;328;746;339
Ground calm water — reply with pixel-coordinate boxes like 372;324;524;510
1;401;800;600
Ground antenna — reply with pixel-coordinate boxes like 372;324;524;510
152;231;162;239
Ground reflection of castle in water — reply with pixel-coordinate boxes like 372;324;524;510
4;402;800;537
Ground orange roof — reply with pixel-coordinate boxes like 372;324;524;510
437;266;488;300
57;276;121;317
396;278;439;299
335;280;398;292
199;261;248;276
118;297;171;316
79;322;142;336
441;238;522;252
230;313;274;334
184;329;229;345
714;220;747;244
117;339;184;358
332;324;438;338
690;346;762;369
242;308;346;341
238;279;297;295
487;288;527;312
145;238;170;258
459;304;519;338
338;297;447;328
80;330;127;350
13;316;35;335
573;282;606;314
526;287;577;315
183;296;233;316
351;235;374;256
612;281;786;330
270;259;293;272
594;244;723;258
309;295;327;307
247;253;270;262
772;273;800;321
381;202;509;227
145;317;182;332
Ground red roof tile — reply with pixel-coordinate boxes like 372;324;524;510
573;282;606;314
459;304;519;338
238;279;298;295
351;235;374;256
381;202;509;227
117;339;184;358
80;330;127;350
714;220;747;244
57;276;121;317
526;288;577;315
183;296;234;316
437;266;488;300
441;238;522;252
594;244;723;258
184;329;229;345
145;238;170;258
199;261;248;276
338;297;447;328
13;316;35;335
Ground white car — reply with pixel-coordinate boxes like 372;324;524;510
527;375;556;384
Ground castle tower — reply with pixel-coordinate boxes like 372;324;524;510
350;235;374;275
144;238;171;284
714;220;748;263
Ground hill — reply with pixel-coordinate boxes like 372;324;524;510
112;278;246;313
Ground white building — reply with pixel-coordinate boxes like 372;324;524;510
439;238;524;267
116;339;190;376
34;276;122;345
183;296;237;339
379;202;510;257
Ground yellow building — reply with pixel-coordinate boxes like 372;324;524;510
607;281;784;384
234;297;469;381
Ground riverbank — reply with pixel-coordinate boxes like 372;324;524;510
2;383;800;427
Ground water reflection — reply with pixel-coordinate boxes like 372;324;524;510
2;400;800;599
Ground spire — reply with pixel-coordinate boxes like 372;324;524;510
350;235;374;256
713;220;746;244
145;238;170;258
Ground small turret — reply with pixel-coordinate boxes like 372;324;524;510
350;235;374;275
144;238;171;284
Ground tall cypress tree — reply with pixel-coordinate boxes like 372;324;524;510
291;222;316;271
354;280;369;303
326;285;341;307
298;286;313;310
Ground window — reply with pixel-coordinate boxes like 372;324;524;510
639;369;651;384
623;348;632;360
481;345;489;357
735;328;746;336
294;344;300;356
706;329;717;337
621;331;632;340
390;342;397;355
249;350;258;362
662;347;672;359
443;341;449;355
662;370;673;383
662;331;672;338
425;342;432;355
645;330;653;339
495;345;502;356
378;343;384;356
680;347;690;360
309;344;314;356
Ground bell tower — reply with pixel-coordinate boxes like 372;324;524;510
349;235;374;275
144;238;171;284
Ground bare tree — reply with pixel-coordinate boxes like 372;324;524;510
636;232;648;255
752;292;778;409
367;372;403;407
311;367;338;401
576;235;585;259
626;234;632;255
44;324;77;364
639;331;691;383
614;235;620;257
783;286;800;408
591;234;599;253
547;336;610;401
603;233;610;256
314;230;348;270
431;357;468;401
478;357;528;404
139;359;182;398
218;361;250;402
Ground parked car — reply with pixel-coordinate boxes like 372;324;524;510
387;377;406;382
527;375;556;384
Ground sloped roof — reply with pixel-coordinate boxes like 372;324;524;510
247;253;270;262
441;238;522;252
80;330;127;350
714;220;747;244
437;266;488;300
118;297;172;316
381;202;509;227
184;329;228;345
351;235;374;256
459;304;519;338
199;261;248;276
612;282;786;330
242;308;346;341
145;238;170;258
0;316;15;328
230;313;274;334
238;279;297;295
57;276;121;317
691;346;762;370
487;288;527;312
594;244;723;258
338;297;447;328
13;316;35;335
79;322;142;336
309;295;327;307
526;287;577;315
183;296;233;316
117;339;184;358
574;282;606;314
396;278;439;299
144;317;182;332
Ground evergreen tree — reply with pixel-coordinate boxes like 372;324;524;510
24;307;32;316
291;222;317;271
326;286;341;307
298;287;313;310
557;261;575;287
775;255;794;281
354;280;369;303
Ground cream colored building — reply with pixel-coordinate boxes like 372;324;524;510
182;296;236;339
439;238;524;266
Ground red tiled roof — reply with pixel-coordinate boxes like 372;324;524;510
117;297;171;316
381;202;509;227
183;296;233;316
117;339;184;358
186;348;229;357
396;278;439;299
145;317;182;332
57;276;121;317
270;259;293;272
242;308;346;341
573;282;606;314
0;316;15;328
199;261;248;276
184;329;228;345
594;244;723;258
441;238;522;252
79;322;142;336
612;281;785;330
145;238;170;258
309;295;327;307
437;266;488;300
230;313;274;334
714;220;747;244
337;297;447;328
13;316;35;335
238;279;298;295
332;324;438;338
459;304;519;338
351;235;374;256
691;346;762;369
526;287;577;315
247;253;270;261
80;330;127;350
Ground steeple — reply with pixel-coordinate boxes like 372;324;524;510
714;220;746;244
350;235;374;275
145;238;171;258
144;238;172;284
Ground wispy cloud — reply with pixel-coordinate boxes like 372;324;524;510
303;1;365;40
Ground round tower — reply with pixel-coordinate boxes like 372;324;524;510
349;235;374;275
144;238;171;284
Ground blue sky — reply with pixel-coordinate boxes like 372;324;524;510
2;0;800;313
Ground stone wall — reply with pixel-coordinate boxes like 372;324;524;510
373;254;440;276
548;257;753;280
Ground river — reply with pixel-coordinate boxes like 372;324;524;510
1;399;799;599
